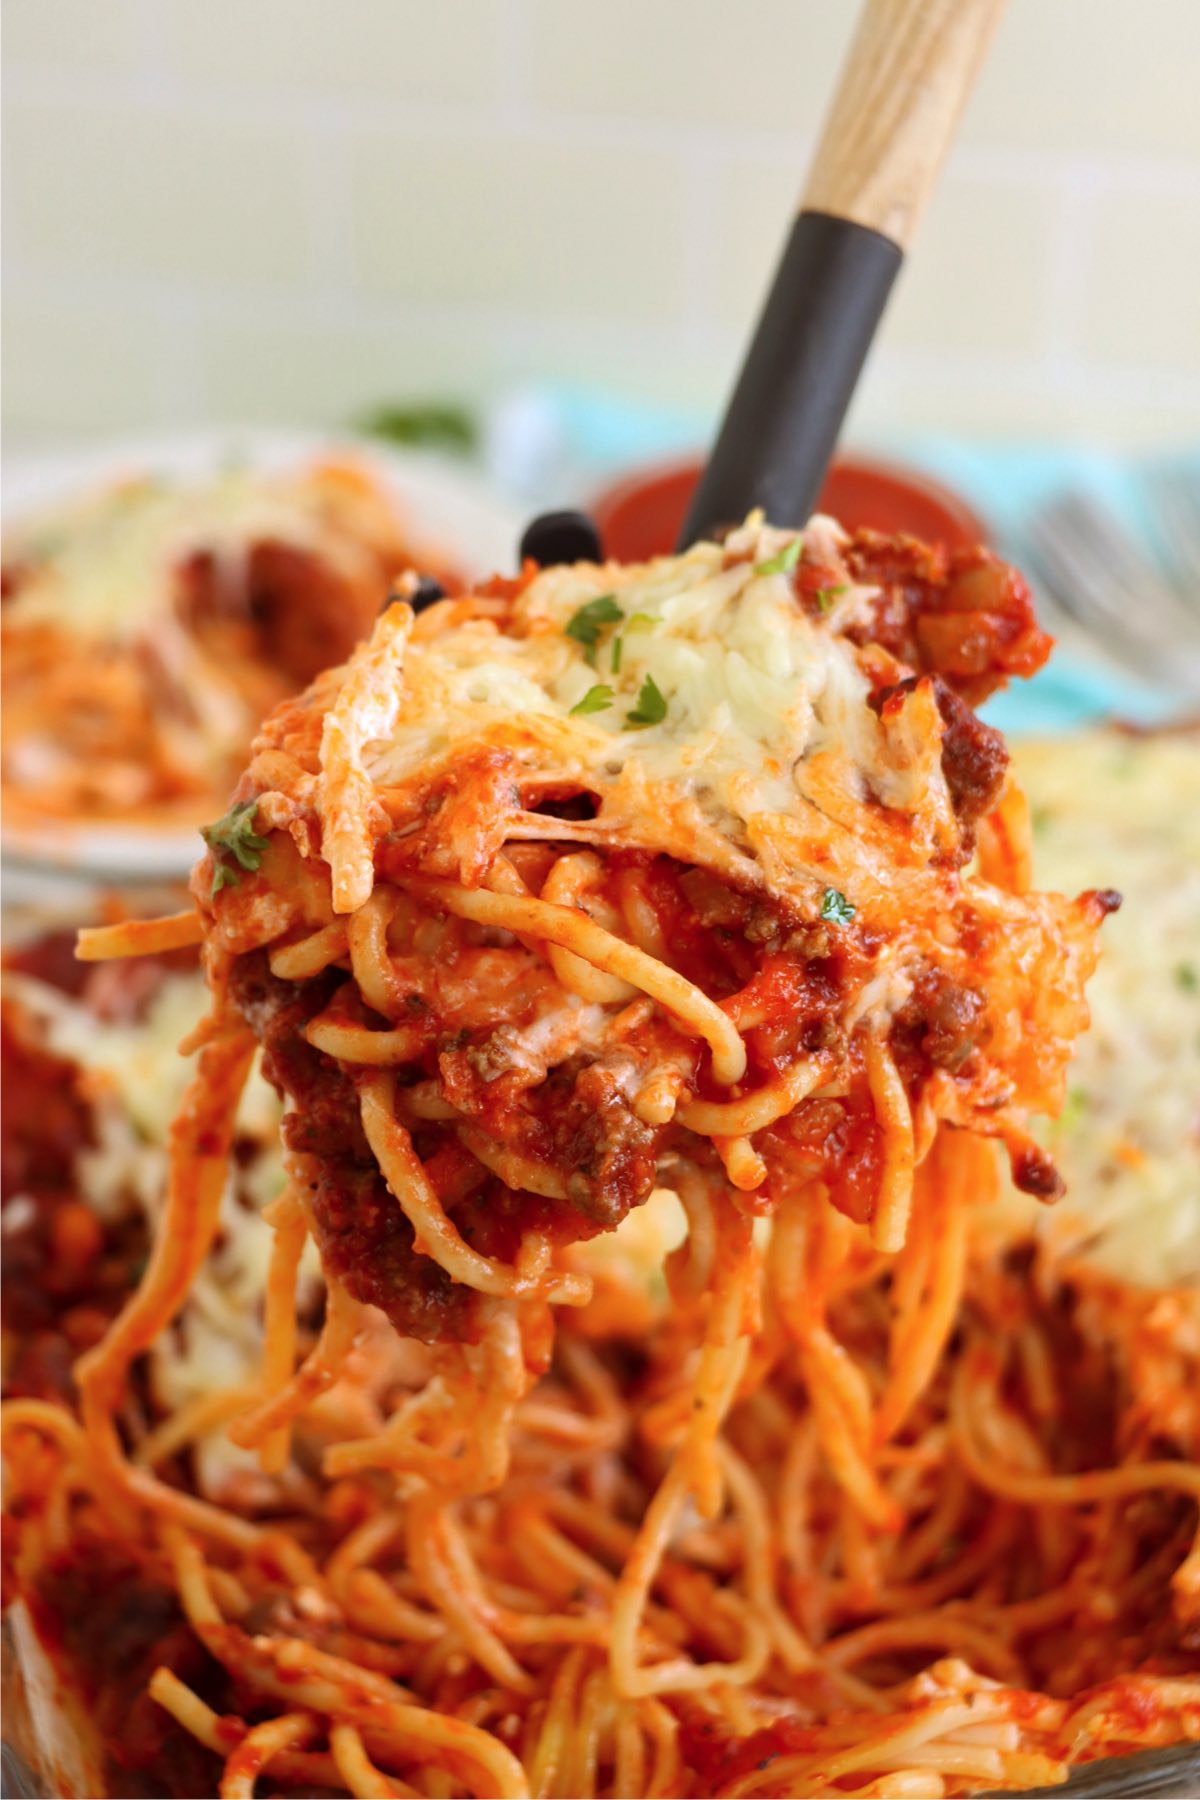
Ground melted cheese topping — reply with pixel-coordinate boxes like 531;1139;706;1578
3;464;395;642
2;968;300;1500
994;731;1200;1285
372;518;880;817
337;516;951;915
5;972;278;1163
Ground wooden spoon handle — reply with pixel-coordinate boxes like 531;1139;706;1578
804;0;1007;247
678;0;1007;549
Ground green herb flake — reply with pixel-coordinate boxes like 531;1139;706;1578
356;402;478;455
611;635;624;675
626;612;659;630
754;539;802;579
565;594;623;664
1177;961;1199;993
570;684;615;717
201;798;268;897
815;584;848;612
210;861;241;895
819;886;855;926
625;673;668;730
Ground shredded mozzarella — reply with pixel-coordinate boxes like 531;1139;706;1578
989;731;1200;1285
2;966;318;1497
363;516;938;890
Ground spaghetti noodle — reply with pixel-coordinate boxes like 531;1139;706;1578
4;523;1198;1797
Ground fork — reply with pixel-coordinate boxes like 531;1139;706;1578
1146;460;1200;597
1024;488;1200;699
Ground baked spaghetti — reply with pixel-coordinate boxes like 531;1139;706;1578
4;523;1197;1797
1;457;459;828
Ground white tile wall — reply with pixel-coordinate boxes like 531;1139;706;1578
155;0;505;105
347;127;691;320
4;0;1199;451
5;95;320;287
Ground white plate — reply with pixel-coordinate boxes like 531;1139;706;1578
2;426;525;890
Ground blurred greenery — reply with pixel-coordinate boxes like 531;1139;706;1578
356;401;478;456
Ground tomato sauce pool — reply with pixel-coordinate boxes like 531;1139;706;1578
591;454;988;562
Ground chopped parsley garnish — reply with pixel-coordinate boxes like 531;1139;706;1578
611;635;624;674
201;798;268;896
1177;961;1198;992
565;594;622;664
626;673;667;729
819;886;855;926
570;684;615;717
754;539;802;579
626;612;658;630
814;584;848;612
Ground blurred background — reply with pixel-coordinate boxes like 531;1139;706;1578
5;0;1200;469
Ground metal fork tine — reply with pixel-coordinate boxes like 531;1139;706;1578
1023;492;1200;697
1039;495;1192;625
1027;508;1136;615
1147;466;1200;603
1026;516;1154;641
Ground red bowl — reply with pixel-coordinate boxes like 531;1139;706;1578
591;453;988;562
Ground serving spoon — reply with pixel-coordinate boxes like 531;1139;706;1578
521;0;1007;567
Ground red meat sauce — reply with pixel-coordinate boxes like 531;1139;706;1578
1;936;200;1405
5;927;199;1016
230;950;639;1345
797;530;1038;847
834;530;1053;706
871;672;1009;840
744;958;989;1229
708;526;1045;848
174;532;460;697
233;852;993;1335
1;1005;145;1403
